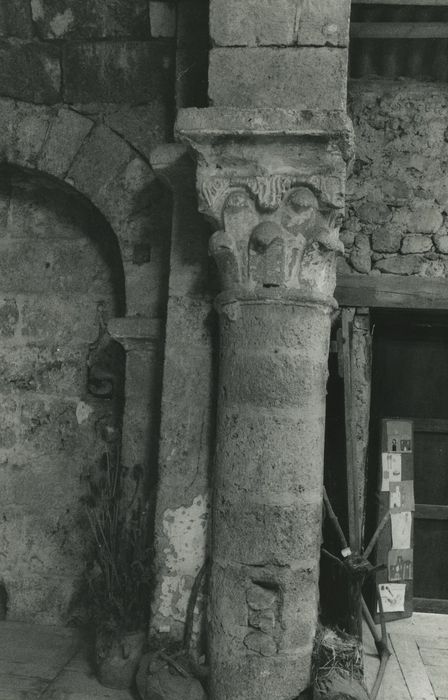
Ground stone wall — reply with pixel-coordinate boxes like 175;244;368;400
0;0;177;157
0;168;124;623
0;0;189;624
341;79;448;278
208;1;350;109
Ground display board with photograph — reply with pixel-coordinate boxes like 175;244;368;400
375;418;414;621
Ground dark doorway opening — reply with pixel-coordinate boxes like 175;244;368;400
368;309;448;614
320;325;350;630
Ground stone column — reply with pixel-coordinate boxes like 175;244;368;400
177;109;353;699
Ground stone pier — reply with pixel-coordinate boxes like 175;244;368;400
210;294;332;698
177;109;353;698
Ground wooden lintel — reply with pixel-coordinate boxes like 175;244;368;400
415;504;448;520
351;22;448;39
335;274;448;310
414;418;448;433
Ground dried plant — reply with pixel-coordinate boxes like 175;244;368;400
81;448;153;634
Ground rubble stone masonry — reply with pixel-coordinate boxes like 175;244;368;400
342;80;448;280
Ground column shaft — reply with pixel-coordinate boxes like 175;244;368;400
210;296;331;699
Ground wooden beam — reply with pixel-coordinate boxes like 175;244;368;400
351;22;448;39
414;418;448;433
415;504;448;520
352;0;448;5
335;274;448;310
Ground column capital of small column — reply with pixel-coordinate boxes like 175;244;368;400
176;107;353;301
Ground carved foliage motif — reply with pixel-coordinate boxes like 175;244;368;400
205;175;343;293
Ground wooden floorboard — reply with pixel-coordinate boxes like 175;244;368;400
390;634;437;700
424;665;448;700
382;613;448;638
418;647;448;667
364;614;448;700
0;622;133;700
363;622;411;700
417;636;448;651
374;651;411;700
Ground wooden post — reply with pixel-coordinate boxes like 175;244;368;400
341;308;372;545
342;307;361;553
352;308;372;543
341;307;372;639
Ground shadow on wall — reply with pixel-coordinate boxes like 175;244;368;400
0;164;126;624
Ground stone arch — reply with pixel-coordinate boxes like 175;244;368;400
0;98;159;317
0;100;165;621
0;165;128;622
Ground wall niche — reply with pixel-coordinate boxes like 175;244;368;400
0;166;125;624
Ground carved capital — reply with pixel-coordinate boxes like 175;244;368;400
206;177;344;294
176;107;353;302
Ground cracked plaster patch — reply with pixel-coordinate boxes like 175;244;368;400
157;494;209;622
75;401;93;425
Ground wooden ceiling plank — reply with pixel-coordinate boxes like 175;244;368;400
351;22;448;38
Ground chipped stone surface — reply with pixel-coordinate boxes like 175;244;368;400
407;206;443;234
0;39;61;103
32;0;150;39
37;108;94;178
434;231;448;254
75;401;93;425
350;233;371;273
356;201;391;225
244;631;277;657
246;585;277;611
0;0;33;38
63;41;174;104
149;1;176;38
374;254;424;276
372;228;402;253
209;47;348;110
0;298;19;337
210;0;350;47
93;103;169;159
401;234;433;255
344;80;448;280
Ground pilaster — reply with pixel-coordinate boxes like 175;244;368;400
148;145;215;643
108;316;163;497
